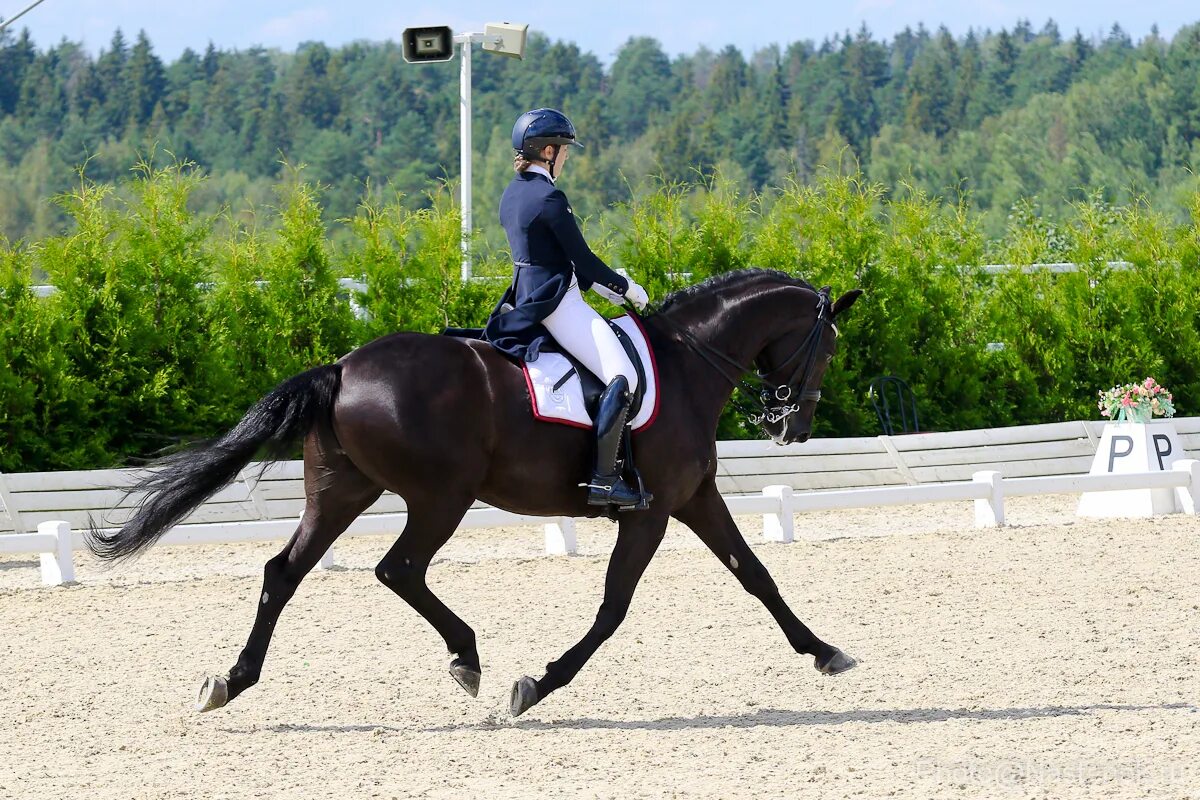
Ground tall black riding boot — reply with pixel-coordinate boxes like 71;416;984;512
586;376;647;508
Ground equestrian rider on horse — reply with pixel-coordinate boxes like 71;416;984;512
483;108;652;509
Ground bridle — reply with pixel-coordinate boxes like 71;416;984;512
653;287;835;429
752;288;836;424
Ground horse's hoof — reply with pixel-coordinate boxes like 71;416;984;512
449;659;481;698
195;675;230;712
815;648;858;675
509;676;539;717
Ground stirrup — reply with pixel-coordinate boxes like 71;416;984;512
583;475;652;510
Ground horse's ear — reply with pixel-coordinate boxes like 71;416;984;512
832;289;864;318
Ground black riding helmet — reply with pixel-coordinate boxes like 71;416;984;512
512;108;583;173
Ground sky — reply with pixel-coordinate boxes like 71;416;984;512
3;0;1197;63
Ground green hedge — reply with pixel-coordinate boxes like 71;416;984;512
2;162;1198;471
615;173;1200;439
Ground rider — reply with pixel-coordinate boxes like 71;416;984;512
483;108;651;509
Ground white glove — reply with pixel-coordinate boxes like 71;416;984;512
624;281;649;311
591;283;625;305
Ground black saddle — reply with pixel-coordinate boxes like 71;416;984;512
443;319;648;420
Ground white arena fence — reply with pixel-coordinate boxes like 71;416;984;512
2;417;1197;586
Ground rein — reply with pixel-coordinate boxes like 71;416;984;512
647;288;833;428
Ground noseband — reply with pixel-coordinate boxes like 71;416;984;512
748;290;832;426
657;288;835;430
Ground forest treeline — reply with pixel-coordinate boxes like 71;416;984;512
3;19;1200;245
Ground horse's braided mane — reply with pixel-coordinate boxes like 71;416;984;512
652;268;816;316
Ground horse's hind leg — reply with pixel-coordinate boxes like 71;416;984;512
374;493;481;697
671;476;856;675
195;434;382;712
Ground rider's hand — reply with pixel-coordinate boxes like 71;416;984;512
624;281;649;311
591;283;625;305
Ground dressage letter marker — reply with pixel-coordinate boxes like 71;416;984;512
1078;420;1186;517
1107;436;1134;472
1155;434;1173;470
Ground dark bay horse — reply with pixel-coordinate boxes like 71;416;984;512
86;268;863;717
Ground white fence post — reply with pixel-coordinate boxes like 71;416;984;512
237;467;271;520
0;471;25;534
544;517;577;555
38;520;75;586
973;471;1005;527
762;485;795;543
878;435;919;485
1173;459;1199;515
317;546;335;570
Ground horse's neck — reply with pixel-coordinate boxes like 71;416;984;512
673;289;798;369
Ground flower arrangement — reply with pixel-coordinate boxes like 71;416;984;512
1097;377;1176;423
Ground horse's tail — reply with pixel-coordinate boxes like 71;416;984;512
86;363;342;562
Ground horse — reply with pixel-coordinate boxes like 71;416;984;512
86;268;863;717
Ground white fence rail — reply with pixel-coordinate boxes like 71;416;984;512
2;417;1198;586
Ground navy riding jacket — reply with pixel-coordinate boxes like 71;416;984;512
483;171;629;362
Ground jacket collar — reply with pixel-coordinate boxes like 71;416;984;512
523;164;555;184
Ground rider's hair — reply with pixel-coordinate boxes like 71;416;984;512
514;141;556;173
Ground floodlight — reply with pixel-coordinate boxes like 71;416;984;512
482;22;529;59
402;26;454;63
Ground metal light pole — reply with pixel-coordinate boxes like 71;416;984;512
403;23;527;281
454;33;496;281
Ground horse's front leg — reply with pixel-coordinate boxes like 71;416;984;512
509;511;668;716
671;477;857;675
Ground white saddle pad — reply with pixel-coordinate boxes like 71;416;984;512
522;314;659;431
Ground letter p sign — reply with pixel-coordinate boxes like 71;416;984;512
1108;435;1134;472
1154;434;1173;470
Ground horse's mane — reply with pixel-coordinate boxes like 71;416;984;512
652;268;816;316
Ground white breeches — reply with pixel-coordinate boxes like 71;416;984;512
541;282;639;392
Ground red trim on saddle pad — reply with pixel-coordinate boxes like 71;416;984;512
625;313;661;432
522;364;593;430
